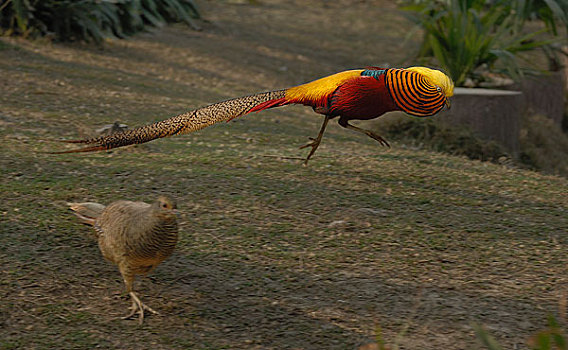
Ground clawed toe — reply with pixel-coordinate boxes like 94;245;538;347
366;132;390;148
375;136;390;148
299;137;323;165
298;115;331;165
339;118;391;149
122;302;138;320
121;292;159;325
299;137;317;150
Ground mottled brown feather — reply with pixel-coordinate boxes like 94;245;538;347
53;90;286;153
68;196;179;322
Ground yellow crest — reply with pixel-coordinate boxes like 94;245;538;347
406;67;454;97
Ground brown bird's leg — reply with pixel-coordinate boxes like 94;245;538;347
338;116;390;148
120;270;159;325
299;115;331;165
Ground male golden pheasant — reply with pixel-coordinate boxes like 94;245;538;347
68;196;178;324
55;67;454;163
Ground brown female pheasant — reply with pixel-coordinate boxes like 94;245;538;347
68;196;178;324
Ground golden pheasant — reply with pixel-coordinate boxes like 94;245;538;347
54;67;454;164
68;196;178;324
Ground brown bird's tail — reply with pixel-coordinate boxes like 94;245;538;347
68;202;106;226
51;90;288;154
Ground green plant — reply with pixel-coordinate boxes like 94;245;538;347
506;0;568;70
528;316;568;350
473;323;504;350
515;0;568;36
0;0;200;43
402;0;560;86
474;316;567;350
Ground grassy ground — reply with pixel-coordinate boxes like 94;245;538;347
1;1;567;349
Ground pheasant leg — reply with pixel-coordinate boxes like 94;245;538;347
299;115;331;165
122;291;159;325
119;271;158;324
338;117;390;148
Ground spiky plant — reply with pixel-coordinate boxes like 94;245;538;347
0;0;200;43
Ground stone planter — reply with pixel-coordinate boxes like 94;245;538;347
436;87;523;158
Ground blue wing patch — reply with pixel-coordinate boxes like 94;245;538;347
361;69;387;80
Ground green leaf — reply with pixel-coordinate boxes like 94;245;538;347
1;0;201;42
401;0;561;86
473;324;504;350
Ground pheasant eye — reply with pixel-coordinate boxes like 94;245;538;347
436;86;442;93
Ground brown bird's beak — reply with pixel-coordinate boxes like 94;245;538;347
445;98;451;110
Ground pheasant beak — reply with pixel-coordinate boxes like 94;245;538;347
445;98;451;110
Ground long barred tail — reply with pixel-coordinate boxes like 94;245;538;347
51;90;288;154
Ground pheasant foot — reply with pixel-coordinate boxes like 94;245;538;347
338;117;390;148
299;115;331;165
299;137;323;165
364;130;390;148
122;291;159;325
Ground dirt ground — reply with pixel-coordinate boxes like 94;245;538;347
1;1;567;349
